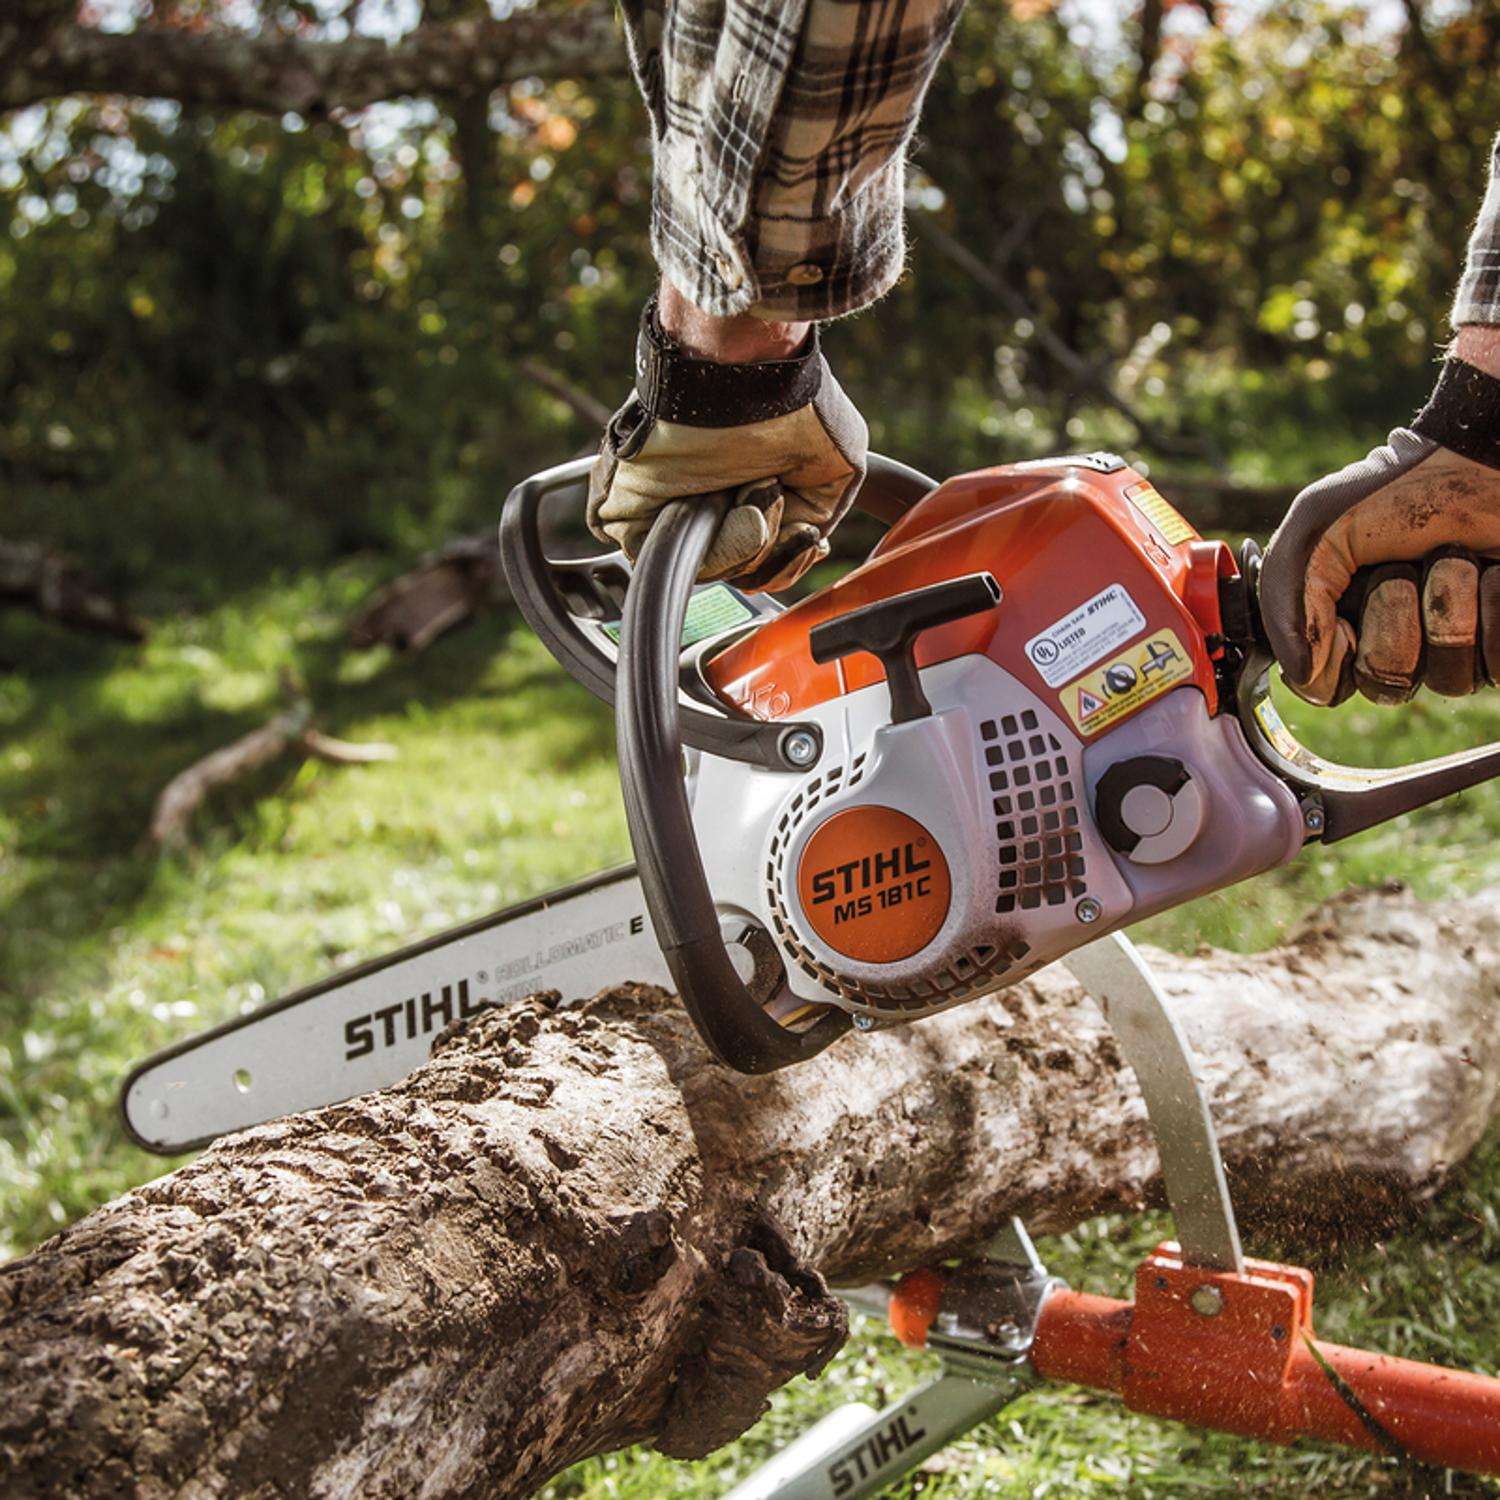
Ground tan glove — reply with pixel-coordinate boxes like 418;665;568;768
587;298;868;593
1260;358;1500;705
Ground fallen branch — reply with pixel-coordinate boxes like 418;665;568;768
148;700;397;846
3;883;1500;1496
0;538;145;641
348;533;508;653
300;728;400;766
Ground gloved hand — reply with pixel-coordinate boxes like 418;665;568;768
1260;356;1500;705
587;294;868;593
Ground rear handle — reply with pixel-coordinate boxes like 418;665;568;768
1233;541;1500;841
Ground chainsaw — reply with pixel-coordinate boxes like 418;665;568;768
120;449;1500;1484
122;449;1500;1146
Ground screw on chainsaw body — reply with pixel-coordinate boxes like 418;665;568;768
781;731;820;768
1075;897;1102;924
1303;803;1325;834
853;1013;875;1031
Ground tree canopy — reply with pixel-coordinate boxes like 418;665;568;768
2;1;1497;592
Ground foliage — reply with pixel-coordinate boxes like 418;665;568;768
1;2;1498;592
862;0;1500;472
1;76;654;586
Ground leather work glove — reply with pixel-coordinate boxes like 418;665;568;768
587;296;868;593
1261;357;1500;705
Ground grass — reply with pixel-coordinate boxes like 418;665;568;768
5;540;1500;1497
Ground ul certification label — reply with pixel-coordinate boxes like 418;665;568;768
796;806;951;964
1025;584;1147;687
1063;628;1193;736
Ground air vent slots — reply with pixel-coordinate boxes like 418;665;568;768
980;711;1088;915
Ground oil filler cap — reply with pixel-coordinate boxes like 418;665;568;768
1094;756;1204;866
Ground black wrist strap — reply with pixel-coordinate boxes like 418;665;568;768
1413;357;1500;470
633;294;822;428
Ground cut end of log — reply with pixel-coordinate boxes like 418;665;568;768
656;1210;848;1460
0;538;146;641
348;536;506;653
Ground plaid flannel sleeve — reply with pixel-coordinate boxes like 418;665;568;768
1453;131;1500;326
619;0;965;321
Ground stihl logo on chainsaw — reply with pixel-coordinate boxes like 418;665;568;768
826;1411;928;1495
807;840;933;910
343;978;487;1061
796;806;952;965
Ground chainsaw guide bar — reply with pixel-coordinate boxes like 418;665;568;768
121;866;665;1153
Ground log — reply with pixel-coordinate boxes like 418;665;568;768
347;533;508;654
0;537;145;641
4;882;1500;1497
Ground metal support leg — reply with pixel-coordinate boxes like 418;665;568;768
727;1221;1051;1499
1063;930;1243;1272
728;935;1243;1495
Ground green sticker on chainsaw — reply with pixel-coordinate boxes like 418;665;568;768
1061;628;1194;736
602;582;754;649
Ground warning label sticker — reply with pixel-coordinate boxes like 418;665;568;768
1025;584;1147;688
1061;628;1195;735
1252;697;1301;760
1125;480;1198;547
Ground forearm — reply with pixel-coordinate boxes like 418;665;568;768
621;0;964;323
1452;325;1500;379
656;278;811;363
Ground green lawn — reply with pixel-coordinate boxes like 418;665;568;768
4;560;1500;1497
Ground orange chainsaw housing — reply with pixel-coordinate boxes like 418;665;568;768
704;460;1237;739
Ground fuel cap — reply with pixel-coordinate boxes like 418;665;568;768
1094;755;1205;865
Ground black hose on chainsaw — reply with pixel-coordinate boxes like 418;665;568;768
616;498;851;1074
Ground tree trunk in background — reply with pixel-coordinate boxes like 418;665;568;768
4;883;1500;1498
0;4;625;116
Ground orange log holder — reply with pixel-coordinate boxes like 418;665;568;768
893;1243;1500;1476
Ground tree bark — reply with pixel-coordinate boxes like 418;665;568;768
4;882;1500;1498
0;5;625;117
